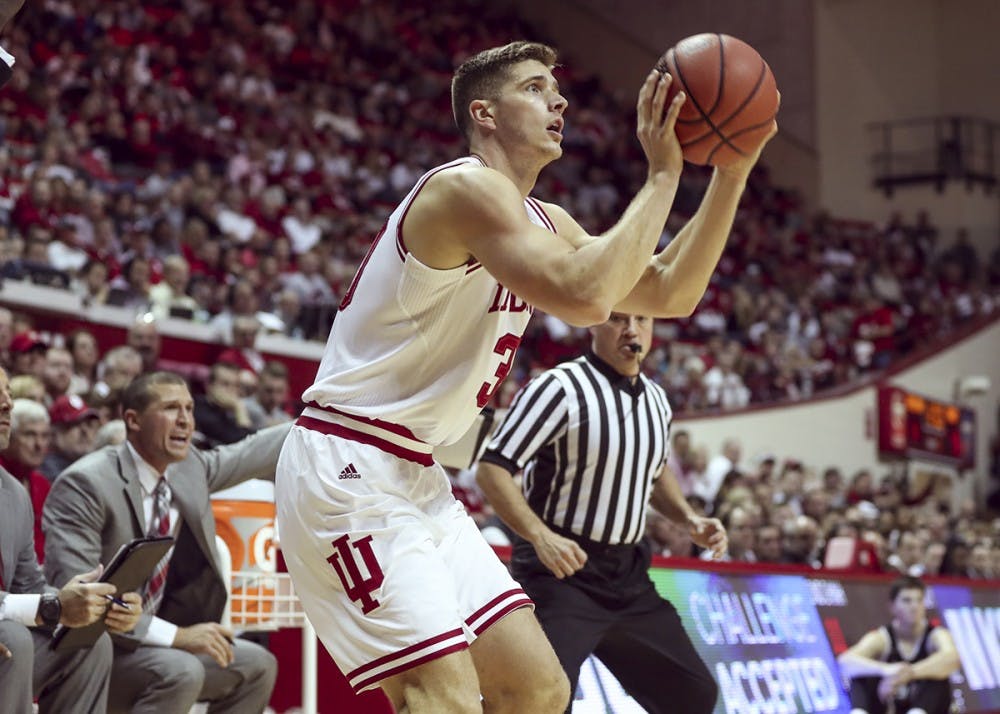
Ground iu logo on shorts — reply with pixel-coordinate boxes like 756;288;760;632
327;534;385;614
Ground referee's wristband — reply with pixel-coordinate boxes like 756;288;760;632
0;45;15;88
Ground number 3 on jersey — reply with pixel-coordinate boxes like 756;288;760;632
477;333;521;408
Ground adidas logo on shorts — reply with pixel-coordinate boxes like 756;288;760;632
338;463;361;480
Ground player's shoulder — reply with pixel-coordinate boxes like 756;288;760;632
927;623;954;649
421;160;517;202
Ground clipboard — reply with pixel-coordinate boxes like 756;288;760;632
51;535;174;651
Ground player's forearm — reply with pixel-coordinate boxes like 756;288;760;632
837;652;896;678
908;650;961;681
575;172;680;312
650;169;747;314
475;462;551;544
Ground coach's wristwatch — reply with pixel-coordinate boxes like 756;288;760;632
37;592;62;628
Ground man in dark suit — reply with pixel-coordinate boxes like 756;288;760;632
44;371;288;714
1;365;142;714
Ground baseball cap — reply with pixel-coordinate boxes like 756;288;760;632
9;331;48;354
49;394;99;426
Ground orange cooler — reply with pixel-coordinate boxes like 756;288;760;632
211;479;277;626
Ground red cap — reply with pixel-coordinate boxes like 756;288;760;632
49;394;99;425
9;331;48;354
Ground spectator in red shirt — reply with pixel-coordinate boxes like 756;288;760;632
217;315;265;376
851;292;898;371
10;176;55;233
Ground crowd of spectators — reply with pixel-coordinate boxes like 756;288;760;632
649;431;1000;581
0;0;996;417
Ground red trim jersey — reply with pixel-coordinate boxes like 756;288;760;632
303;156;556;447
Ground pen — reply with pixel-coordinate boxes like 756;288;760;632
103;594;131;610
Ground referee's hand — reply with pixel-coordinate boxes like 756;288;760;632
688;516;728;560
532;529;588;579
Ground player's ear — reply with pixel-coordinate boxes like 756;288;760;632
470;100;494;128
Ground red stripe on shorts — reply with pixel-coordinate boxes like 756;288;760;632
347;629;468;693
466;589;533;636
465;588;525;624
295;416;434;466
469;596;533;636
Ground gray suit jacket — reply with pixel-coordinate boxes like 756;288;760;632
0;467;52;605
42;422;291;649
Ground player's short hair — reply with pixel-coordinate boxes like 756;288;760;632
889;575;926;602
451;41;558;141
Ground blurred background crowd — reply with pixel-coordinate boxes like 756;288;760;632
0;0;998;581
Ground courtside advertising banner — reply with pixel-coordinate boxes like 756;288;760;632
652;570;848;714
571;567;1000;714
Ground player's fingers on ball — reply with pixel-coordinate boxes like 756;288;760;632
659;91;685;135
650;73;671;117
637;70;658;113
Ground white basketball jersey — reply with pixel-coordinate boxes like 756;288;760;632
303;156;557;447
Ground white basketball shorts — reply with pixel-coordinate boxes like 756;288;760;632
275;422;532;693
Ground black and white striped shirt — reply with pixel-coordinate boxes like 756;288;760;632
481;352;672;545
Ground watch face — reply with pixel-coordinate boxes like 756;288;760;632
40;594;61;626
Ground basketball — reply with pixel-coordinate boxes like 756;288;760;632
656;33;779;167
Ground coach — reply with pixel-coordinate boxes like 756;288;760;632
43;371;288;713
476;313;727;714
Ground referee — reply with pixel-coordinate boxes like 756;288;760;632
476;312;726;714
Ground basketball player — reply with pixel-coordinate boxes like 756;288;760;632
276;41;776;713
838;576;959;714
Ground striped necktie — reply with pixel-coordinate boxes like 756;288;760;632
141;477;172;613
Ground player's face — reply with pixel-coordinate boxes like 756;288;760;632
125;382;195;473
493;60;567;160
590;313;653;377
891;587;926;626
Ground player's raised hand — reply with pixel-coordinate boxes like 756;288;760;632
532;527;588;579
636;70;685;181
717;91;780;180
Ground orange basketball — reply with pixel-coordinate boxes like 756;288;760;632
656;33;779;167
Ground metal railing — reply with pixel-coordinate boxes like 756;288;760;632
867;115;997;195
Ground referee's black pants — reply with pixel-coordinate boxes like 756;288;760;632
512;537;718;714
